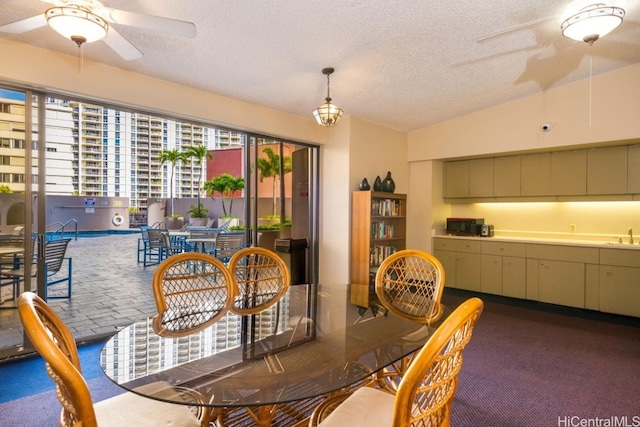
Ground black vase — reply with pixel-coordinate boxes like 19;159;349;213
373;176;383;192
381;171;395;193
359;178;371;191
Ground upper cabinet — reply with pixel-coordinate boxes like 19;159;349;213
520;153;550;196
444;160;469;198
587;145;627;195
444;143;639;201
627;144;640;194
550;150;586;195
469;158;494;197
444;158;493;198
493;156;521;197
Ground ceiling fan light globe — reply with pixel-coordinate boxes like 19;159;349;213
46;6;108;44
561;4;624;44
313;101;344;127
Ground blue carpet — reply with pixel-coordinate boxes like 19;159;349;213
0;340;108;403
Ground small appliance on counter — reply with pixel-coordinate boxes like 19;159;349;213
446;218;484;236
480;224;494;237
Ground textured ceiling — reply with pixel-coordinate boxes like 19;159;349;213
1;0;639;132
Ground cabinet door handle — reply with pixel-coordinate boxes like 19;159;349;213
606;272;613;277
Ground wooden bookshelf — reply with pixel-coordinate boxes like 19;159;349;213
350;191;406;312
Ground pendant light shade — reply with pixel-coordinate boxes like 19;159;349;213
46;6;109;45
313;67;343;127
561;3;624;45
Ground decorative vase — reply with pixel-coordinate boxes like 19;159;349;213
373;176;383;192
381;171;395;193
359;178;371;191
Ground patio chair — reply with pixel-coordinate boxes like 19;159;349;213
214;231;245;263
308;297;484;427
1;238;72;300
136;226;152;263
373;249;447;392
17;292;210;427
143;228;171;267
188;228;222;255
151;252;234;337
228;247;290;316
0;229;26;303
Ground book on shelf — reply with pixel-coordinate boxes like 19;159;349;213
369;245;397;267
370;221;396;239
371;198;402;217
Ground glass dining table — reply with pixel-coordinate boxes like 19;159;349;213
100;283;449;426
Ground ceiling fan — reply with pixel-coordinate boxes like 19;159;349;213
476;1;629;45
0;0;196;60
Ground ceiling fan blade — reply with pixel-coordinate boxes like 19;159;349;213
103;28;143;61
476;15;556;43
0;14;47;34
102;7;196;38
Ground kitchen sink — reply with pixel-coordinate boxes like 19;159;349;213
606;241;640;246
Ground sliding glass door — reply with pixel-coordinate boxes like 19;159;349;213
0;88;45;355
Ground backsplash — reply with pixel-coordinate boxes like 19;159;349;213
444;201;640;243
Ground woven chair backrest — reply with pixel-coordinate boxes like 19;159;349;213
375;249;446;323
228;247;291;315
151;252;234;337
392;297;483;427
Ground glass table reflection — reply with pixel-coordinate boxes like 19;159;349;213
100;284;449;425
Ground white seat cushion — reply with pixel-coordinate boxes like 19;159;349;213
318;386;395;427
94;382;201;427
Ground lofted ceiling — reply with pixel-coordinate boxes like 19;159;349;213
1;0;639;132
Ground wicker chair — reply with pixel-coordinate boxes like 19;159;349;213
17;292;210;427
375;249;446;323
308;297;484;427
228;247;291;316
151;252;235;337
373;249;446;391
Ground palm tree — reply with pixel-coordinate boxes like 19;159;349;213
159;149;187;216
184;144;213;210
204;173;245;217
256;147;292;217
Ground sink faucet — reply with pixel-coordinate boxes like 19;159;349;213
629;227;633;244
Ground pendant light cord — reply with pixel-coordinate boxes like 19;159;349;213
589;55;593;127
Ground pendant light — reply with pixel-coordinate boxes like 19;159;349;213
561;3;625;45
313;67;344;127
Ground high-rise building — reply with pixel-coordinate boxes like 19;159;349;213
0;91;243;211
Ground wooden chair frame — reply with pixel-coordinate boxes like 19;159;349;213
228;247;291;316
309;297;484;427
151;252;235;337
375;249;446;323
18;292;209;427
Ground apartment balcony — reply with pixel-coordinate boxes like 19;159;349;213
83;107;101;115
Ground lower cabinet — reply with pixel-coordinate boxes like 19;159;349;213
433;238;481;291
599;265;640;317
535;260;585;308
502;257;526;299
434;237;639;318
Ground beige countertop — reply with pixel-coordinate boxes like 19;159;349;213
433;233;640;249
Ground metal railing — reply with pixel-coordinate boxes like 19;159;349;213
47;219;79;241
